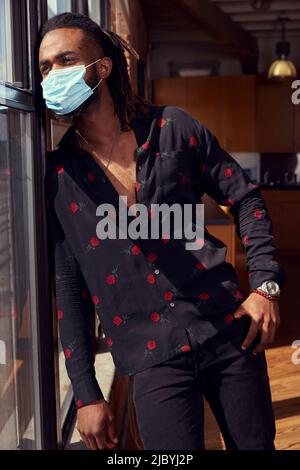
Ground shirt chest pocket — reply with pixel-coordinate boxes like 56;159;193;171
155;150;200;203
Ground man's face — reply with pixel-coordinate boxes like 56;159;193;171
38;28;103;120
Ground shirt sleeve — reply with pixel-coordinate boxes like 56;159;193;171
46;195;105;408
191;118;287;291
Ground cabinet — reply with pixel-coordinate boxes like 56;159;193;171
186;76;222;141
220;75;256;152
152;77;188;111
261;190;300;253
256;77;294;153
153;75;298;153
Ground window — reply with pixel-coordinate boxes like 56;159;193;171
0;106;38;449
88;0;101;24
0;0;14;83
47;0;72;18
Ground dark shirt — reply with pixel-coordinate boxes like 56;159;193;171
45;101;287;408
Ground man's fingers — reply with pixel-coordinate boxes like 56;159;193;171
253;320;276;355
83;433;98;450
107;415;119;445
241;318;260;349
233;307;245;319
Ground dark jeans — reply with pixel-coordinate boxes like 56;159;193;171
131;316;276;450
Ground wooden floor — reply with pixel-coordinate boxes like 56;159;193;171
204;252;300;450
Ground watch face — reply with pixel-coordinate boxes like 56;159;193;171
264;281;279;295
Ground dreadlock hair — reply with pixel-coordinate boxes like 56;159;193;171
39;12;150;130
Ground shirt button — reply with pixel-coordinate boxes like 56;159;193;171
154;269;160;275
169;302;175;308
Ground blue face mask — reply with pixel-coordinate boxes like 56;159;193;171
40;58;103;115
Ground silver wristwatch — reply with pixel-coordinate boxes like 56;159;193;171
256;280;280;298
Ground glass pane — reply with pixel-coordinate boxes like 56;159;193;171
47;0;72;19
0;0;13;83
0;106;37;449
88;0;101;24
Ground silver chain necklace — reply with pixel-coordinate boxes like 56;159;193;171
75;126;121;182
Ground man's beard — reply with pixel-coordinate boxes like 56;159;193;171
52;67;101;124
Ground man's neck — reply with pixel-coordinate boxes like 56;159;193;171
73;92;122;149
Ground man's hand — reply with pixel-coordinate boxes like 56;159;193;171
77;399;119;450
233;291;280;354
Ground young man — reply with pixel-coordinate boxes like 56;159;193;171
39;13;287;451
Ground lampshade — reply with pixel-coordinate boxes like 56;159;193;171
268;17;297;80
268;59;297;79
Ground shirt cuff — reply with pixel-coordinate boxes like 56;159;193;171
248;263;288;292
73;375;104;409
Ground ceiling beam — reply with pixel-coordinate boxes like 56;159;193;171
169;0;258;59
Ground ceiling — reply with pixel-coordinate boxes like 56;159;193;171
211;0;300;38
141;0;300;47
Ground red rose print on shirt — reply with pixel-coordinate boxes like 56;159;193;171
150;310;170;324
92;295;100;305
224;198;234;206
224;167;233;178
243;234;249;245
85;236;100;252
164;290;173;301
106;337;113;347
122;244;141;256
156;117;176;128
144;339;157;357
189;136;199;147
141;141;150;151
55;165;64;175
151;311;160;322
147;273;156;285
76;399;84;408
64;339;76;359
70;201;85;213
148;252;157;263
131;244;141;255
57;310;64;320
196;261;207;270
87;171;95;181
225;314;234;324
234;290;245;299
64;349;71;359
113;313;130;326
254;209;264;219
113;315;123;326
106;265;119;285
198;292;210;300
137;141;150;156
173;342;191;354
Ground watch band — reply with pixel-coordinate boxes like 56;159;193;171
251;288;279;301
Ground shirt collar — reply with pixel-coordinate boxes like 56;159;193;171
56;100;152;151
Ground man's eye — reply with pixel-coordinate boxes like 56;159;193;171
63;57;74;63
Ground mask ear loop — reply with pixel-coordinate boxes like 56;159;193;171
92;76;103;91
86;57;103;68
85;58;104;91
